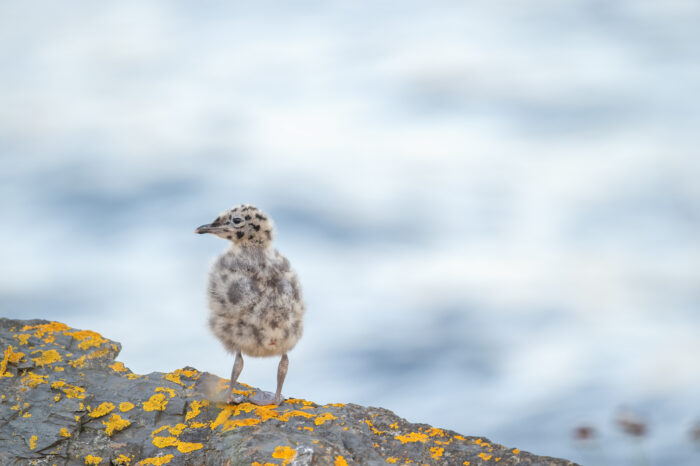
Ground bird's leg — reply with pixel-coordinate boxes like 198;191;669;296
227;351;245;404
248;353;288;406
274;353;289;403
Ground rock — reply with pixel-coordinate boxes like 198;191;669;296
0;318;577;465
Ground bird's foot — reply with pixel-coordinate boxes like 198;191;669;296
248;390;283;406
227;392;246;404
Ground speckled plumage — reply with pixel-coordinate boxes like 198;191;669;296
196;204;305;405
207;243;304;357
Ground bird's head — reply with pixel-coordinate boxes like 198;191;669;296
195;204;274;248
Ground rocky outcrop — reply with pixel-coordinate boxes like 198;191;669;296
0;318;576;465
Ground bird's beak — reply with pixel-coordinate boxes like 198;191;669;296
195;224;215;234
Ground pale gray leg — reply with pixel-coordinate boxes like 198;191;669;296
227;351;245;404
274;353;289;403
248;353;288;406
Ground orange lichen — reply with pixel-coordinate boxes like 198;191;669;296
389;422;399;429
271;446;296;465
65;329;107;350
114;454;132;465
463;462;470;466
314;412;337;426
138;455;174;465
386;458;399;464
426;427;445;437
153;436;178;448
430;446;444;459
395;432;429;444
278;410;314;421
155;387;176;398
163;368;199;386
103;413;131;436
69;355;87;369
22;372;48;388
168;423;187;436
176;442;203;453
31;349;62;367
85;455;102;465
29;435;38;450
88;347;111;360
495;457;501;462
109;362;127;372
89;402;115;418
120;402;135;412
454;435;466;441
60;428;71;438
51;381;86;399
14;334;31;345
478;453;493;461
184;399;209;421
1;345;25;377
221;418;261;432
334;456;348;466
285;398;314;406
210;405;235;430
512;448;520;454
143;394;168;411
189;421;208;428
125;373;141;380
22;412;32;418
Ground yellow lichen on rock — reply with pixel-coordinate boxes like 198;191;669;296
110;361;127;372
69;355;87;369
89;402;116;418
314;412;337;426
430;446;444;459
51;380;86;399
84;454;102;465
152;436;178;448
120;401;135;412
65;329;107;350
114;454;132;465
22;372;48;388
334;456;349;466
155;387;176;398
143;393;168;411
184;399;209;421
138;455;174;465
29;435;38;449
271;445;296;465
60;428;71;438
14;334;31;345
176;442;203;453
221;418;261;432
1;345;25;377
103;413;131;436
31;349;62;367
395;432;429;444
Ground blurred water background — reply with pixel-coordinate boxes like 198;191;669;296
2;1;700;464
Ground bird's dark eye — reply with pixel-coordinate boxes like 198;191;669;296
231;217;243;225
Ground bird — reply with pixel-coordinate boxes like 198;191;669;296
195;204;305;406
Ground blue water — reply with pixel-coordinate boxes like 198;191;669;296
2;1;700;464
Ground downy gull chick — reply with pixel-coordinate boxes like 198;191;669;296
195;204;305;405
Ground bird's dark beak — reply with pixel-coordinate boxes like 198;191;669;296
195;224;214;234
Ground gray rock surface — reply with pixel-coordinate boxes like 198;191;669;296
0;318;578;465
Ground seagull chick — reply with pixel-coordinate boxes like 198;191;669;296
196;204;305;406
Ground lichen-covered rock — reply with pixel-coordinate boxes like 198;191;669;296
0;318;577;465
